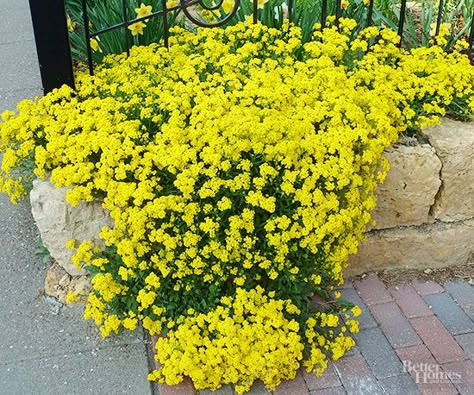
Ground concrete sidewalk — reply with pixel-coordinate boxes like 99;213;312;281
0;1;152;394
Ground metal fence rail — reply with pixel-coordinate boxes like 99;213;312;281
29;0;474;93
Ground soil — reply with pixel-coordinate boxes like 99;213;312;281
351;262;474;287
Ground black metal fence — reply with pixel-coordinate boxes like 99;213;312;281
28;0;75;92
29;0;474;93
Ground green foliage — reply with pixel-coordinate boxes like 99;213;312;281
36;240;52;265
65;0;474;68
66;0;183;64
371;0;474;49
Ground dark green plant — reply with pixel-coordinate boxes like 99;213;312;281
36;240;52;265
66;0;183;64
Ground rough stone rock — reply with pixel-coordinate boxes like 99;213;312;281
58;274;71;287
371;144;442;230
347;219;474;276
69;275;91;296
424;119;474;222
44;263;69;301
30;179;113;276
44;262;90;304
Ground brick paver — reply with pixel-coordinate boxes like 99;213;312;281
310;387;346;395
200;385;234;395
160;379;195;395
340;287;377;330
303;363;341;391
410;315;467;364
343;344;360;357
455;332;474;360
389;284;433;318
354;327;403;379
442;359;474;395
395;344;436;369
273;370;310;395
310;386;347;395
334;354;383;395
396;344;458;395
337;280;354;289
353;274;393;306
378;374;419;395
248;381;272;394
369;302;421;348
444;281;474;321
423;292;474;335
412;281;445;296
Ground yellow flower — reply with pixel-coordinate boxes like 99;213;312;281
135;3;153;19
341;0;349;9
432;22;450;46
257;0;269;9
217;196;232;211
145;272;161;288
166;0;178;7
351;306;362;317
123;316;138;330
90;38;102;52
222;0;234;13
66;291;79;304
66;239;76;250
137;289;156;309
67;15;74;32
128;22;146;36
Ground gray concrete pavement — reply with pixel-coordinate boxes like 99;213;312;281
0;0;42;112
0;1;153;394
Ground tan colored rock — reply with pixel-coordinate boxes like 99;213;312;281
44;263;68;300
424;119;474;222
30;179;113;276
371;144;442;230
59;274;71;287
347;219;474;276
44;262;90;304
69;276;91;296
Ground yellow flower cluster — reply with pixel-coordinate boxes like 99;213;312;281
1;18;473;393
149;287;307;393
149;287;360;393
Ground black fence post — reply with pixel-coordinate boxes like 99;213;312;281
28;0;75;93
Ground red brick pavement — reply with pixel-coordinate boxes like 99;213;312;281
389;284;434;319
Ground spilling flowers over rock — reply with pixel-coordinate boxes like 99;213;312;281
1;18;473;394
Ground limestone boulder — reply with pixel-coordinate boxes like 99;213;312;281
424;119;474;222
30;179;113;276
371;144;442;230
347;219;474;276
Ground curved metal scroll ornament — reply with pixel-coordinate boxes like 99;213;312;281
179;0;242;28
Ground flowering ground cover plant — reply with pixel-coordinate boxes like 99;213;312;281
1;18;473;393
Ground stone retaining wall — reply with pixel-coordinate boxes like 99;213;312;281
30;119;474;281
348;119;474;276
